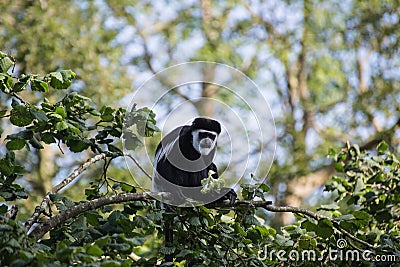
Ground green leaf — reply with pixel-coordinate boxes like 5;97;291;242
67;139;90;152
0;74;13;93
89;109;101;116
86;245;104;256
55;121;69;131
30;108;48;122
335;214;355;221
160;246;175;255
6;139;25;150
275;234;294;247
255;225;270;237
29;135;44;149
118;183;133;193
101;106;114;122
0;159;13;176
316;220;334;238
0;54;13;73
339;221;357;232
49;70;76;89
298;234;314;249
146;121;160;132
175;249;193;258
259;183;270;193
124;237;146;247
6;130;33;140
316;210;333;218
353;210;370;220
19;251;34;261
13;82;27;93
108;144;122;153
244;215;260;226
48;113;63;121
55;107;67;118
377;141;389;153
66;122;82;135
123;131;142;150
13;76;30;92
188;216;201;226
234;222;246;236
302;220;318;232
49;72;63;87
85;212;102;227
376;210;392;222
10;106;33;126
0;204;8;213
31;79;49;92
334;162;344;172
40;132;56;144
94;236;110;247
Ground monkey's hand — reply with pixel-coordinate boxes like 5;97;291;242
201;187;237;206
219;187;237;206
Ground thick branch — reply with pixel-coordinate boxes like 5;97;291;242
30;192;153;239
29;194;376;251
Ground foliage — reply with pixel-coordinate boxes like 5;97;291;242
326;142;400;252
0;52;156;198
201;170;224;194
2;0;400;228
1;53;399;266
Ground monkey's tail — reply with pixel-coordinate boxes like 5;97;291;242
164;207;174;262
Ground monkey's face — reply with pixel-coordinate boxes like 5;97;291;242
192;129;218;156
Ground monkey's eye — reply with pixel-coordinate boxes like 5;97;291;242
199;132;216;140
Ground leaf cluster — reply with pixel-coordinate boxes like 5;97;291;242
0;52;159;202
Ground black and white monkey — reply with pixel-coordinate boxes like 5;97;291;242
152;118;236;262
152;117;237;206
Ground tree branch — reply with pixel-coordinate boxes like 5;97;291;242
5;204;18;220
29;192;154;239
25;153;113;229
124;153;152;180
29;194;376;251
238;201;376;250
11;92;29;107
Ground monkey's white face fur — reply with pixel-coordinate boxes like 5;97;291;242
192;129;218;156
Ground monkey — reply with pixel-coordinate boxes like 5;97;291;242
151;117;237;262
152;117;236;206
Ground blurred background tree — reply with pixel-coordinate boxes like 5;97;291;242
1;0;399;227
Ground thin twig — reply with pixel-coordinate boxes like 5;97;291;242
124;153;152;180
11;92;29;107
107;177;137;189
0;113;11;118
53;153;112;193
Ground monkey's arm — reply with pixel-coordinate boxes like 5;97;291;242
209;163;237;205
